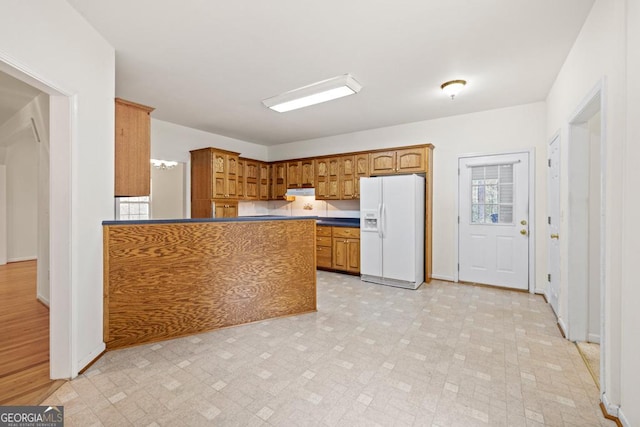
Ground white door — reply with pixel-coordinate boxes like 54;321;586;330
458;152;530;289
360;177;383;278
547;137;561;314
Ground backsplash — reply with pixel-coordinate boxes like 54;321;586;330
238;197;360;218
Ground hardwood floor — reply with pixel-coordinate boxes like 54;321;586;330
0;260;64;405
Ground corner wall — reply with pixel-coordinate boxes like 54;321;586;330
545;0;630;419
0;0;115;376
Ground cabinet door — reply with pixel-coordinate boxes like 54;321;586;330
244;159;259;200
272;162;287;199
115;99;153;196
287;161;301;188
369;151;396;175
346;238;360;273
315;158;329;199
354;153;369;198
237;159;245;199
332;238;348;270
214;202;238;218
340;156;356;199
226;155;239;198
396;147;426;173
316;158;339;200
259;163;270;200
212;152;227;198
301;159;314;187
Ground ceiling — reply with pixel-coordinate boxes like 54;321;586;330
0;70;42;127
65;0;594;146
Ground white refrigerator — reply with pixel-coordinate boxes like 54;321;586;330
360;174;425;289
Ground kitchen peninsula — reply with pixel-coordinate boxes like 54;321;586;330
102;216;316;350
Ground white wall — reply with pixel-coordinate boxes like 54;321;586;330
150;163;185;219
151;119;268;162
0;0;115;376
545;0;630;419
5;134;38;261
621;0;640;425
270;102;547;283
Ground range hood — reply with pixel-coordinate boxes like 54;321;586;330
285;188;315;197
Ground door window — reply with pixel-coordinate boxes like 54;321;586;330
470;164;514;224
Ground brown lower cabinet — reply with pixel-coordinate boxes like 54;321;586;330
317;225;360;274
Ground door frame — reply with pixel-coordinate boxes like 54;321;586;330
546;131;561;315
565;79;607;403
0;55;76;379
455;148;535;292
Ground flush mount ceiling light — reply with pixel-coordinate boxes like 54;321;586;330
441;79;467;99
262;74;362;113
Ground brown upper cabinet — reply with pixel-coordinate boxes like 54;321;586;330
114;98;154;197
237;158;245;199
213;150;239;199
243;158;260;200
271;162;288;199
287;159;314;188
315;157;340;200
369;147;428;175
340;153;369;199
259;163;270;200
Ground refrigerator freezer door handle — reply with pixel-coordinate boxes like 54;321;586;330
377;203;383;238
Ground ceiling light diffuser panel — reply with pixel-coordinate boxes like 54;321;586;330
262;74;362;113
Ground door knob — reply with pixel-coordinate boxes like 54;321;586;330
550;233;559;239
520;220;527;225
520;229;527;235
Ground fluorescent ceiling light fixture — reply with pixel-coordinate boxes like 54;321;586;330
441;79;467;99
262;74;362;112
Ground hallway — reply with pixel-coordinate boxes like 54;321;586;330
0;260;63;404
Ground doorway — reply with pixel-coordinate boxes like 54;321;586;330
0;57;74;380
458;151;533;290
566;84;605;390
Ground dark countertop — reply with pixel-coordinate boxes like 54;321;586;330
316;217;360;228
102;216;317;226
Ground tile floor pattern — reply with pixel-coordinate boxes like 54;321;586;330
43;272;613;426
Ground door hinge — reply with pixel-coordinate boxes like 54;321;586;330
548;159;551;167
457;263;460;271
548;216;551;225
547;273;551;282
458;216;460;224
458;168;460;175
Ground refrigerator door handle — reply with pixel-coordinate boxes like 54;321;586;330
377;203;383;238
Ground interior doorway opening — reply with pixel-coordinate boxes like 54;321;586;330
0;57;74;380
566;82;605;394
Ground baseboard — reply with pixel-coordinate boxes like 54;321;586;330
76;343;106;377
600;393;629;427
588;333;601;344
557;317;568;338
37;293;50;308
7;256;37;263
430;274;455;282
618;407;630;427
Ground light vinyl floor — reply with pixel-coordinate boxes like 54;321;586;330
43;271;612;426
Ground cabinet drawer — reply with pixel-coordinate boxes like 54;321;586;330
332;227;360;239
316;236;332;247
316;246;332;268
316;225;332;237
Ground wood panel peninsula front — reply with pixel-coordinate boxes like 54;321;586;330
102;217;317;350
